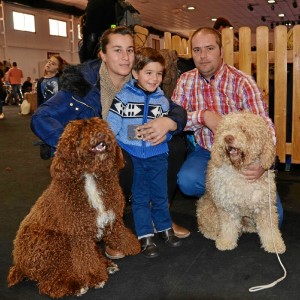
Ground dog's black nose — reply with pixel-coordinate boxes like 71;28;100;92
224;135;234;144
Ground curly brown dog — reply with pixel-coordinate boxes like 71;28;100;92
7;117;140;298
196;112;286;254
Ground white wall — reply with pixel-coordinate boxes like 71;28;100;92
0;1;81;81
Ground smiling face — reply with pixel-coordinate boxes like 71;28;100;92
44;56;61;76
191;31;223;80
99;33;135;80
132;62;164;92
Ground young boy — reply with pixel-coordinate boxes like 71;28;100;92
107;47;182;258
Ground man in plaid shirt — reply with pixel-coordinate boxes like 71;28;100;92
171;27;283;226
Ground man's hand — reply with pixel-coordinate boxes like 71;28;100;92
203;111;222;134
241;162;266;182
137;117;176;145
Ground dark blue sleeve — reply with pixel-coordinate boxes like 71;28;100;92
167;98;187;134
31;89;101;152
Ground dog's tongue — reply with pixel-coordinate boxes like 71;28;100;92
93;142;106;152
229;147;238;156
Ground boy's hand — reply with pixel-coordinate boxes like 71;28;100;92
137;117;176;145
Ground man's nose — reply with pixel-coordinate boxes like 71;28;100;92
199;48;208;57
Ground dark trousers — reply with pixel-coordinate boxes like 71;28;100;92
131;153;171;238
119;134;187;204
11;84;23;104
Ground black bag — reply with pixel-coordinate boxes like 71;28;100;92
79;0;142;63
40;143;51;160
33;140;52;160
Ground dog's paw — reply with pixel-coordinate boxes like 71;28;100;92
107;262;119;274
95;282;105;289
200;230;217;241
76;287;89;296
216;238;237;251
263;240;286;254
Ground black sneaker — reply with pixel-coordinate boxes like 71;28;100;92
140;236;159;258
158;228;182;247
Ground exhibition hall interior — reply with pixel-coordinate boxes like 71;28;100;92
1;0;300;299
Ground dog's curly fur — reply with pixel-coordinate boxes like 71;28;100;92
196;112;285;254
7;117;140;298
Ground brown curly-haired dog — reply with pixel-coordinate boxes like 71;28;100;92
196;112;285;254
7;117;140;298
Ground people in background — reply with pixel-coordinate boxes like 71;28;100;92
8;62;23;105
213;17;233;32
0;84;4;119
0;62;4;80
22;76;33;94
171;27;283;226
3;67;10;85
0;63;5;117
213;17;239;51
36;55;67;107
31;26;189;260
107;48;182;258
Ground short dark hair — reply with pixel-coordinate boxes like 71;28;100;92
12;62;17;67
133;47;165;72
213;17;232;30
99;26;134;54
191;27;222;49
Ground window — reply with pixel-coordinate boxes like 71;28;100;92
13;11;35;32
49;19;67;37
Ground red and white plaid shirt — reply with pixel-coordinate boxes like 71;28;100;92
171;61;275;151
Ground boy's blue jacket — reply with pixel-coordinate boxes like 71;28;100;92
107;80;171;159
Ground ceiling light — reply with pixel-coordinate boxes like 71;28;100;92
247;4;254;11
271;4;275;10
187;6;195;10
211;18;217;21
268;0;276;3
278;13;285;17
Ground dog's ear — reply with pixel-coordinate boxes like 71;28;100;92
50;154;68;179
260;129;276;169
210;144;224;168
115;145;125;169
50;152;80;180
49;121;83;180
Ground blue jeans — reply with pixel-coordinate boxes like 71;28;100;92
131;153;172;238
177;145;283;227
11;84;23;104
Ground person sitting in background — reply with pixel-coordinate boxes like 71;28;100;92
22;76;33;94
36;55;67;107
31;26;189;260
